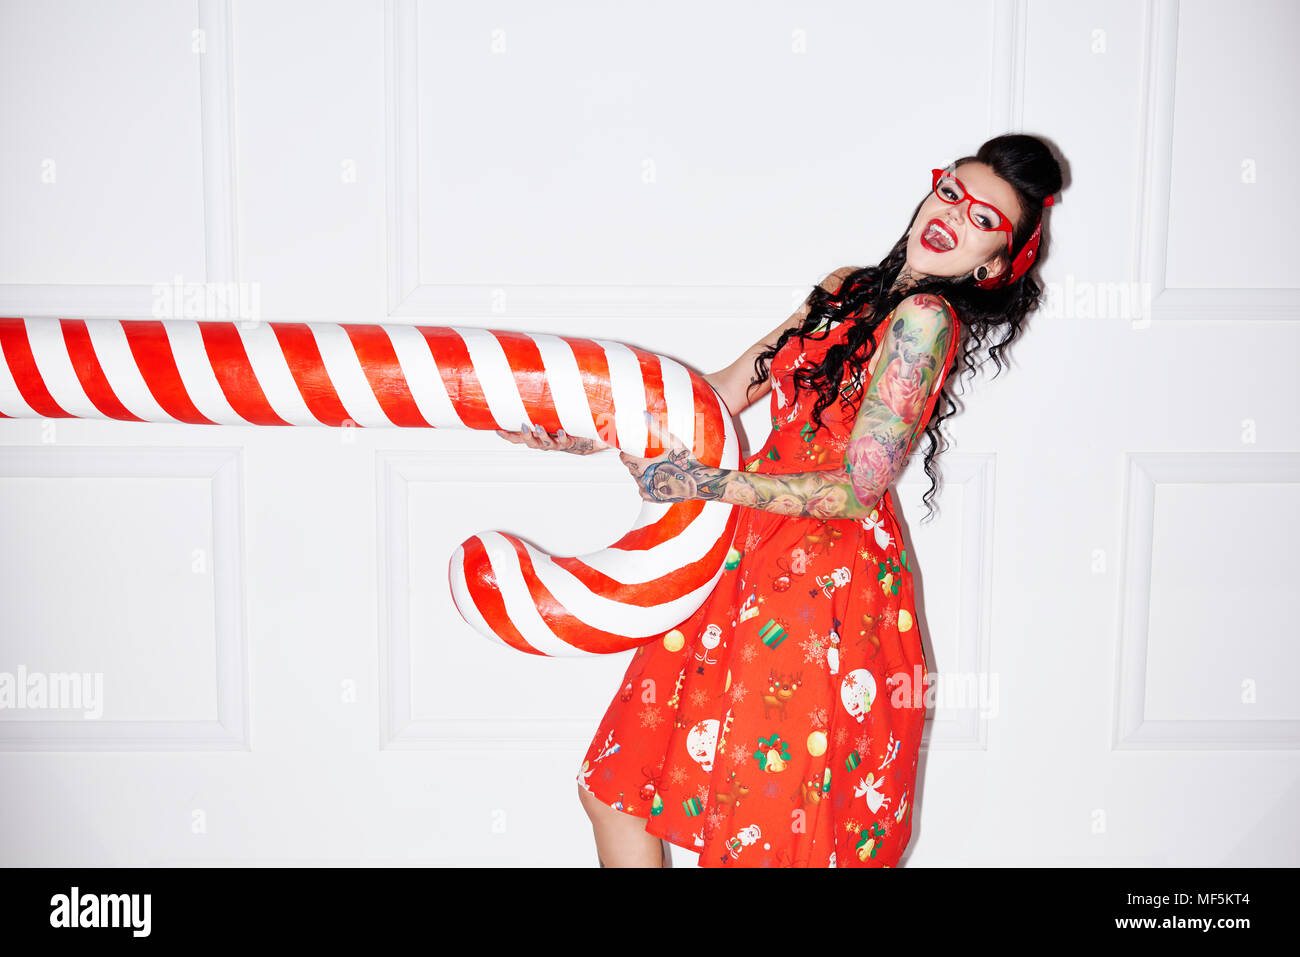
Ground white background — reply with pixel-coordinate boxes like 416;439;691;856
1;0;1297;866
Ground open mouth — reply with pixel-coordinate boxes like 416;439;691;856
920;218;957;253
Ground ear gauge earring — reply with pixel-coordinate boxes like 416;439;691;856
974;265;989;281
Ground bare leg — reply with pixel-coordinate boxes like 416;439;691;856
577;784;672;867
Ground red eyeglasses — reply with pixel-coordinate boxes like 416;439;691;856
930;165;1014;255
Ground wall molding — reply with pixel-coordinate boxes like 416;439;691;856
0;445;248;750
0;0;240;318
383;0;1030;319
376;450;619;750
900;452;996;751
1132;0;1297;321
1113;450;1300;749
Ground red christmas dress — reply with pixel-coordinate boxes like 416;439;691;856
577;298;961;867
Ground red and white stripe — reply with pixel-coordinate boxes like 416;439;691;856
0;317;740;656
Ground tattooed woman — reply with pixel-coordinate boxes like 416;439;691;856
500;133;1063;868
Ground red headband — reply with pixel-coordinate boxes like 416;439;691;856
975;194;1056;289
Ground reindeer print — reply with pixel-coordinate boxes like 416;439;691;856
762;669;803;721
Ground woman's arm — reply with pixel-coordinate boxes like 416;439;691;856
645;294;956;520
704;266;858;417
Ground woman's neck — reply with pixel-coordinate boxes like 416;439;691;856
888;265;924;297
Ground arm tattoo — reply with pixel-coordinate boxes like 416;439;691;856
641;454;862;520
667;295;955;520
843;294;953;509
560;435;604;454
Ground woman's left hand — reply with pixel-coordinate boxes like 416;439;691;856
619;412;702;503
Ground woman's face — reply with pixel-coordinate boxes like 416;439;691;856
905;160;1023;283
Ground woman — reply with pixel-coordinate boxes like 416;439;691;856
499;133;1063;867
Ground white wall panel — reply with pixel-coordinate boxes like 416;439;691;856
0;0;1295;867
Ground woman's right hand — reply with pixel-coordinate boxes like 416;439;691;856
495;421;613;455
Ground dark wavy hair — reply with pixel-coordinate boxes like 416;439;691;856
745;133;1064;522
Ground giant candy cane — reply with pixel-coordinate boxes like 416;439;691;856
0;317;741;656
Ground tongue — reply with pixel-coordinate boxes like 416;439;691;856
927;225;952;249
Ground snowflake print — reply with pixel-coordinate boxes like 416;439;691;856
728;680;749;703
796;605;816;624
834;726;850;748
881;608;898;628
763;781;784;799
795;639;826;670
871;818;893;843
640;705;665;730
728;742;750;766
834;791;850;810
669;766;689;786
740;644;759;663
855;731;873;756
601;766;615;782
689;688;711;709
806;705;829;726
